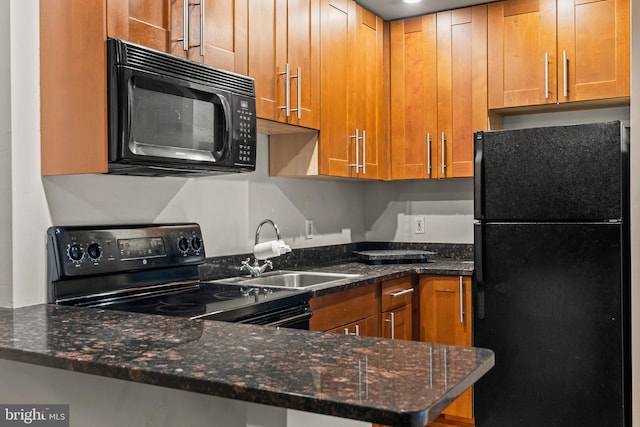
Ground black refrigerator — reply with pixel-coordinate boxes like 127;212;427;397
473;121;631;427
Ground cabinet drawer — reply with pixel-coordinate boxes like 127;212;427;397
309;283;379;332
381;276;415;311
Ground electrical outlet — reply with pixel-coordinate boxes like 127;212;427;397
305;219;314;239
414;216;425;234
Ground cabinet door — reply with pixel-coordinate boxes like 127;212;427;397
436;5;487;178
328;315;379;337
419;275;473;420
389;15;437;180
107;0;171;52
380;304;412;341
318;0;354;177
351;5;384;179
309;283;379;332
487;0;557;108
557;0;629;102
286;0;321;129
41;0;109;175
248;0;287;121
202;0;248;74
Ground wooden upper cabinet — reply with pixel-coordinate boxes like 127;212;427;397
488;0;557;108
390;5;487;180
107;0;171;52
489;0;629;109
201;0;248;74
249;0;320;129
318;0;384;179
436;6;487;178
390;15;437;180
557;0;629;102
41;0;108;176
110;0;248;73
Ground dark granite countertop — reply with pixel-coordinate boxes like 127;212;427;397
0;304;492;427
245;260;475;298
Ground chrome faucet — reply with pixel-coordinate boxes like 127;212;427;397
240;219;283;277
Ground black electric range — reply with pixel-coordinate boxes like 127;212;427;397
46;224;312;328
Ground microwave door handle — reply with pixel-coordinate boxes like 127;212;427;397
215;94;232;155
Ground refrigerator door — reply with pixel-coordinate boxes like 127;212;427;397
473;222;624;427
474;122;622;221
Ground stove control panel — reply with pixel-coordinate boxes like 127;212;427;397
47;223;205;279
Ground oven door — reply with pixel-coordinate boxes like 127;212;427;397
109;65;232;168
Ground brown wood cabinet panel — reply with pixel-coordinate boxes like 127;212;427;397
249;0;319;128
436;5;487;178
390;5;486;181
389;15;437;180
107;0;171;52
556;0;629;102
309;283;379;332
318;0;353;177
419;275;473;420
327;314;379;337
487;0;557;108
380;276;415;311
41;0;108;176
380;304;412;341
202;0;248;74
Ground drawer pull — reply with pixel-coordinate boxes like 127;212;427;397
390;288;414;297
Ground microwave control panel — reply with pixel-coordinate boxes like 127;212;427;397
233;96;256;167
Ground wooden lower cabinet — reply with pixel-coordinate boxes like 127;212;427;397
309;283;380;336
419;275;473;426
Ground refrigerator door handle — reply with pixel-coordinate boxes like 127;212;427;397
474;132;483;219
474;223;486;320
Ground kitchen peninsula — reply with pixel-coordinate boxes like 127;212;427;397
0;304;493;427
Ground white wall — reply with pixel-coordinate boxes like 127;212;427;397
363;179;474;243
0;0;12;307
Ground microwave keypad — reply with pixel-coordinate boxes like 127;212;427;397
237;108;254;164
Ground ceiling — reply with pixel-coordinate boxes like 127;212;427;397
355;0;495;21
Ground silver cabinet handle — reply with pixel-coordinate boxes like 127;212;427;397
349;129;360;173
361;130;366;175
563;50;568;97
384;312;396;339
289;67;301;120
182;0;189;51
441;132;446;175
345;325;360;336
544;52;549;99
390;288;414;297
427;133;432;175
200;0;205;56
459;276;464;323
278;63;291;117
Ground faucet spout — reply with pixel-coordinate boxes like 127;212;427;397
255;219;282;245
240;219;288;277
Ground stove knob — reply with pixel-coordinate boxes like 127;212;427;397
67;244;84;262
178;237;190;253
87;243;102;260
190;236;202;252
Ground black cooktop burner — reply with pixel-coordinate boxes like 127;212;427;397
95;282;310;322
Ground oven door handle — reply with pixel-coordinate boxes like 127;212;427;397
263;311;312;328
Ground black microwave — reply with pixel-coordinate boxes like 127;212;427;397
107;38;256;177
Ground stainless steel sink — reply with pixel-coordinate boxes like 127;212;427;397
213;270;360;289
